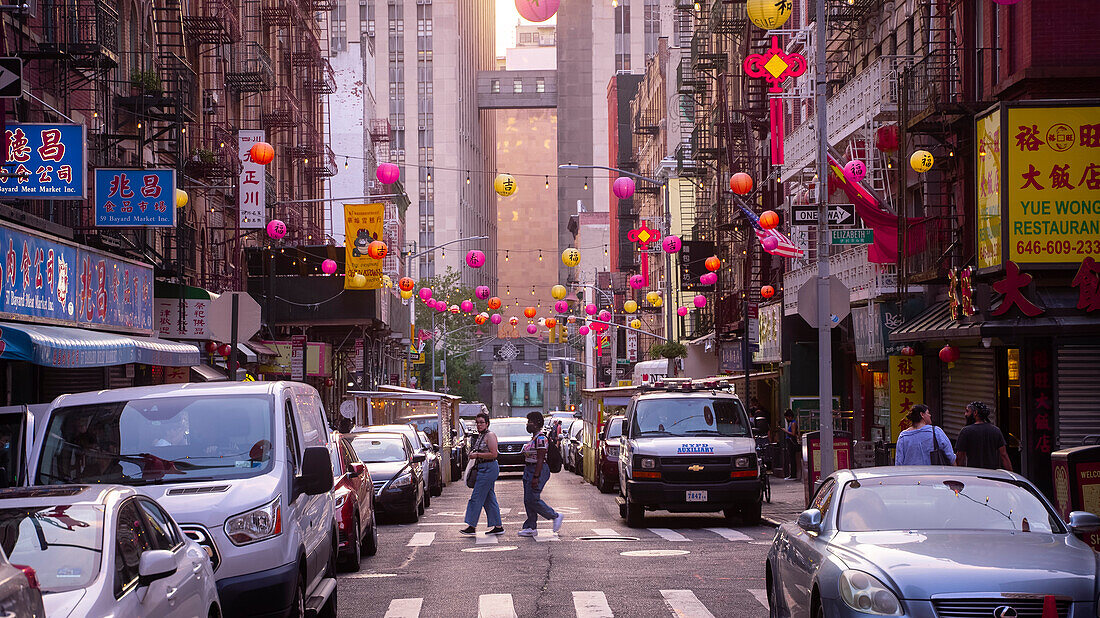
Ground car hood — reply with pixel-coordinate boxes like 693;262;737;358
140;473;283;529
43;589;86;618
830;530;1098;599
630;436;755;456
365;461;412;482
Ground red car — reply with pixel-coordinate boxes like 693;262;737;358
332;435;379;570
596;415;625;493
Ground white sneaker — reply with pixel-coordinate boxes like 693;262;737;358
517;528;537;537
552;513;564;533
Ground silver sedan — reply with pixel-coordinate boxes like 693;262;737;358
766;466;1100;617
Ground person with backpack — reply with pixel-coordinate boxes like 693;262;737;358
518;412;563;537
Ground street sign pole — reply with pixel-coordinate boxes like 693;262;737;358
815;0;834;480
228;293;239;379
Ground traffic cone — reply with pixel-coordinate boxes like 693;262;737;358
1042;595;1058;618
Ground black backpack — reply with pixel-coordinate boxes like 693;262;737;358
546;434;563;473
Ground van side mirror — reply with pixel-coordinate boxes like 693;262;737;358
411;454;426;463
1067;511;1100;534
295;446;334;497
797;508;823;533
349;462;365;476
138;550;177;587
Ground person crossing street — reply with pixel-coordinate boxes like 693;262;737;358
518;412;564;537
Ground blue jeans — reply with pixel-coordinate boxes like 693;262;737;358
464;460;502;528
522;463;557;530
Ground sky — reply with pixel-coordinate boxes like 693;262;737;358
495;0;557;57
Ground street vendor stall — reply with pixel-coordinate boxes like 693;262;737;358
579;385;645;485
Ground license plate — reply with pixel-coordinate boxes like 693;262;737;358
686;490;708;502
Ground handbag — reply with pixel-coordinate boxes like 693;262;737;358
929;426;950;465
466;432;486;488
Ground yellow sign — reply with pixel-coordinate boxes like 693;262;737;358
1006;105;1100;264
344;203;385;289
412;353;425;365
258;340;332;377
888;355;923;443
617;379;632;387
977;108;1002;270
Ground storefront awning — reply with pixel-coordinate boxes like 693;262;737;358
244;340;279;357
0;321;200;368
889;301;983;342
191;364;228;382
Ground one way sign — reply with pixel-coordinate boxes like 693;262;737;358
791;203;856;226
0;58;22;99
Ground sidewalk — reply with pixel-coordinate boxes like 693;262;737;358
761;474;808;527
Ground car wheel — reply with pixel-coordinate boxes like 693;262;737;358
339;517;361;572
288;570;306;618
422;488;430;510
407;500;420;523
624;490;644;527
363;511;379;557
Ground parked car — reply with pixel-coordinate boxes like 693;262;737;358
363;424;440;501
491;418;534;472
766;466;1100;618
559;419;579;471
0;484;216;618
595;416;624;493
29;381;339;618
399;413;469;483
331;436;378;570
0;547;45;618
346;432;426;523
566;419;584;473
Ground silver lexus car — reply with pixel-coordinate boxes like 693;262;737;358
766;466;1100;617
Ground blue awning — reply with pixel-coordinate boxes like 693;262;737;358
0;322;200;368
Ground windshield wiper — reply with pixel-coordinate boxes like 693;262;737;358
638;431;673;436
683;430;721;435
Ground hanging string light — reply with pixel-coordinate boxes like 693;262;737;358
466;171;471;184
583;177;589;190
344;157;349;169
505;250;510;261
538;250;543;261
427;168;432;181
545;175;550;189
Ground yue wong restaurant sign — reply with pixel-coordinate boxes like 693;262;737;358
0;123;86;198
0;221;153;334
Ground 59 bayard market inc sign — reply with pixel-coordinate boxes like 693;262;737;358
0;123;86;198
95;169;176;227
1002;103;1100;266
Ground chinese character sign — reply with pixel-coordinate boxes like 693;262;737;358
976;108;1002;270
888;354;924;442
1007;105;1100;264
344;203;385;290
154;298;211;339
0;123;86;198
625;329;638;362
1026;346;1055;490
754;302;782;363
238;130;267;229
95;169;176;227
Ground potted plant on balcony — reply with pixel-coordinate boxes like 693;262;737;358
648;341;687;360
129;69;162;96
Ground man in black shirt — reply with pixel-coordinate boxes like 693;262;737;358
955;401;1012;470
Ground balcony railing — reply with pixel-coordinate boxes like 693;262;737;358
782;245;922;316
38;0;120;67
226;42;274;92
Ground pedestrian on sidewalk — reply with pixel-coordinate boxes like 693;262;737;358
895;404;956;466
518;412;564;537
781;409;800;480
955;401;1013;470
460;412;504;535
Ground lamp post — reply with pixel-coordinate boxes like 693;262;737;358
814;0;834;478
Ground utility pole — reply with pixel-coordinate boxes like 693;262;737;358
815;0;835;480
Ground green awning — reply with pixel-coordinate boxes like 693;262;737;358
153;282;215;300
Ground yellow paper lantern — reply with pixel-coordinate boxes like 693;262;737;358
646;291;662;307
494;173;517;197
381;274;393;288
746;0;792;30
629;318;642;329
624;300;638;314
400;288;413;300
561;248;581;267
910;150;934;173
550;284;567;300
175;188;188;209
349;273;367;288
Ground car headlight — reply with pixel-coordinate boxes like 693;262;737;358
839;570;902;616
735;456;751;469
640;457;657;469
389;473;413;488
225;496;282;546
607;446;619;459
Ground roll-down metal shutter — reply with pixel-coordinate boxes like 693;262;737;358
1057;346;1100;449
940;348;996;443
107;365;133;389
39;367;108;403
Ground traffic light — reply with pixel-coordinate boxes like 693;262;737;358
563;376;570;388
545;361;553;373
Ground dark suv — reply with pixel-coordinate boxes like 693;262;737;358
596;415;625;493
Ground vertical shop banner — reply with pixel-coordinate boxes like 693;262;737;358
344;203;384;290
354;338;364;373
1006;105;1100;264
888;354;924;442
0;123;86;198
238;130;266;229
976;108;1002;270
1026;345;1055;495
719;340;743;373
747;303;759;344
290;335;307;380
754;302;782;363
154;298;212;339
625;329;638;362
94;169;176;227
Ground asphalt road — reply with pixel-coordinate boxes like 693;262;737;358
336;468;774;617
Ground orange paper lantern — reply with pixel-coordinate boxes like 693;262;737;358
759;210;779;229
367;240;388;260
729;172;753;195
398;277;415;292
488;297;502;310
249;141;274;165
523;307;537;319
545;318;557;329
704;256;721;272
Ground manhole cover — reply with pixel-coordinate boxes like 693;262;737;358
619;549;691;557
577;536;639;542
462;546;518;553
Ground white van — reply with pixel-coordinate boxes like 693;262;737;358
28;381;338;618
631;359;675;386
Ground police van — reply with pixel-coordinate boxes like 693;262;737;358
616;378;762;527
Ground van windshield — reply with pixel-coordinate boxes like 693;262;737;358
36;396;276;486
631;398;749;438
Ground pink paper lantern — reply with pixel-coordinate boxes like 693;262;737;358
466;250;486;269
266;219;287;240
490;314;502;325
598;310;612;322
321;259;337;274
585;303;598;315
677;306;689;317
418;287;433;301
435;303;446;313
578;325;590;336
700;272;717;285
629;274;645;290
693;295;707;308
612;176;636;200
762;236;780;252
843;160;867;183
554;300;569;313
526;324;538;334
460;300;474;313
515;0;559;22
475;285;491;300
376;162;400;184
662;235;682;253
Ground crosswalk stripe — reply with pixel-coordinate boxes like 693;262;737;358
475;533;500;545
478;593;518;618
384;598;423;618
649;528;691;542
660;590;716;618
499;507;512;514
747;589;769;609
534;532;561;542
592;528;620;537
704;527;752;542
573;591;614;617
407;532;435;547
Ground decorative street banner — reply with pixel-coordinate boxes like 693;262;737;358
976;107;1002;270
238;130;266;229
344;203;384;290
154;298;212;339
94;169;176;227
0;123;86;198
888;354;924;442
625;329;638;362
0;220;153;333
1006;104;1100;265
753;302;781;363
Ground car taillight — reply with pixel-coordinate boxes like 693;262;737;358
13;565;40;590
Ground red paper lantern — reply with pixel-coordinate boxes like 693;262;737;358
488;297;502;310
205;341;218;354
704;256;721;272
938;344;960;364
901;346;916;357
249;141;274;165
876;124;899;153
367;240;388;260
729;173;753;195
545;318;557;329
218;343;232;357
523;307;537;319
325;377;335;387
761;285;775;299
759;210;779;229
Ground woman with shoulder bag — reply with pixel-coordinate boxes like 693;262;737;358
895;404;956;466
460;412;504;535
